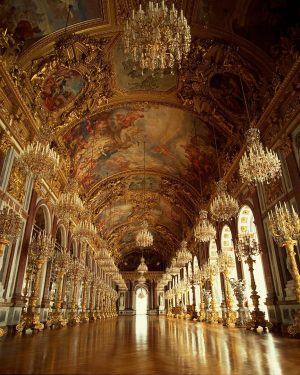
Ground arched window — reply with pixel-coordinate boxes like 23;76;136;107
135;286;148;315
237;205;268;317
220;225;238;280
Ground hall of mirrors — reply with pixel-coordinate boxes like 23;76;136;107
0;1;300;374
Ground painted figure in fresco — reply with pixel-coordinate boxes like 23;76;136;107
41;70;85;111
210;73;244;113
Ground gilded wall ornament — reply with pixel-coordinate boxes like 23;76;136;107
7;160;26;204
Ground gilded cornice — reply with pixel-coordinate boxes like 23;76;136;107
120;271;164;282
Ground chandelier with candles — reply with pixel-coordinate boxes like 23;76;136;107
176;240;193;267
137;256;148;274
0;206;22;255
194;210;216;242
18;125;60;184
123;1;191;74
210;180;239;221
136;220;153;247
239;128;282;185
55;178;84;222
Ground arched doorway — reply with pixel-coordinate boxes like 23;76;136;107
135;286;148;315
237;205;268;318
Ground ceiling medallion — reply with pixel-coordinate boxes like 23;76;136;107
123;1;191;74
194;210;216;243
210;180;239;221
239;128;282;185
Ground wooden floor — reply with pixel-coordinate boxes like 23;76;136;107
0;316;300;374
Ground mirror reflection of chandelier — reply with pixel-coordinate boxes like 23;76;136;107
123;1;191;74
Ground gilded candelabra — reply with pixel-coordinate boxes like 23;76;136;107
67;259;84;326
47;249;71;329
268;203;300;335
0;206;22;256
88;277;96;322
235;234;271;332
203;262;219;324
198;268;206;322
217;253;237;327
230;278;249;327
80;270;92;323
0;206;22;337
16;231;55;333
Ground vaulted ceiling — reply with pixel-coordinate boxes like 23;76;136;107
1;0;299;268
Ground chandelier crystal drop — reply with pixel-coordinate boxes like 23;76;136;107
123;1;191;74
137;256;148;274
136;220;153;247
239;128;282;185
18;140;59;182
176;240;193;267
268;202;300;245
194;210;216;242
210;180;239;221
0;206;22;254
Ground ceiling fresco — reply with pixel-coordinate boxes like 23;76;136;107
1;0;298;268
41;69;85;111
64;103;219;191
0;0;105;44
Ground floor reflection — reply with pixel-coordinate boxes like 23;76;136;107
0;317;299;374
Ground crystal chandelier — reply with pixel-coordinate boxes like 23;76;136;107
194;210;216;242
72;220;97;242
268;202;300;245
176;240;193;267
169;257;180;275
123;1;191;74
0;206;22;255
137;256;148;274
55;178;84;222
136;141;153;247
239;128;281;185
18;124;60;184
210;180;239;221
136;220;153;247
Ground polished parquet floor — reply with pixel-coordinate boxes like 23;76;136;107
0;316;300;375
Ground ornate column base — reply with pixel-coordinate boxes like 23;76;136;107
46;311;68;329
80;311;89;323
67;311;80;326
225;311;237;328
0;327;7;337
235;308;249;327
287;308;300;336
16;311;44;333
209;311;219;325
246;310;272;332
89;311;96;322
